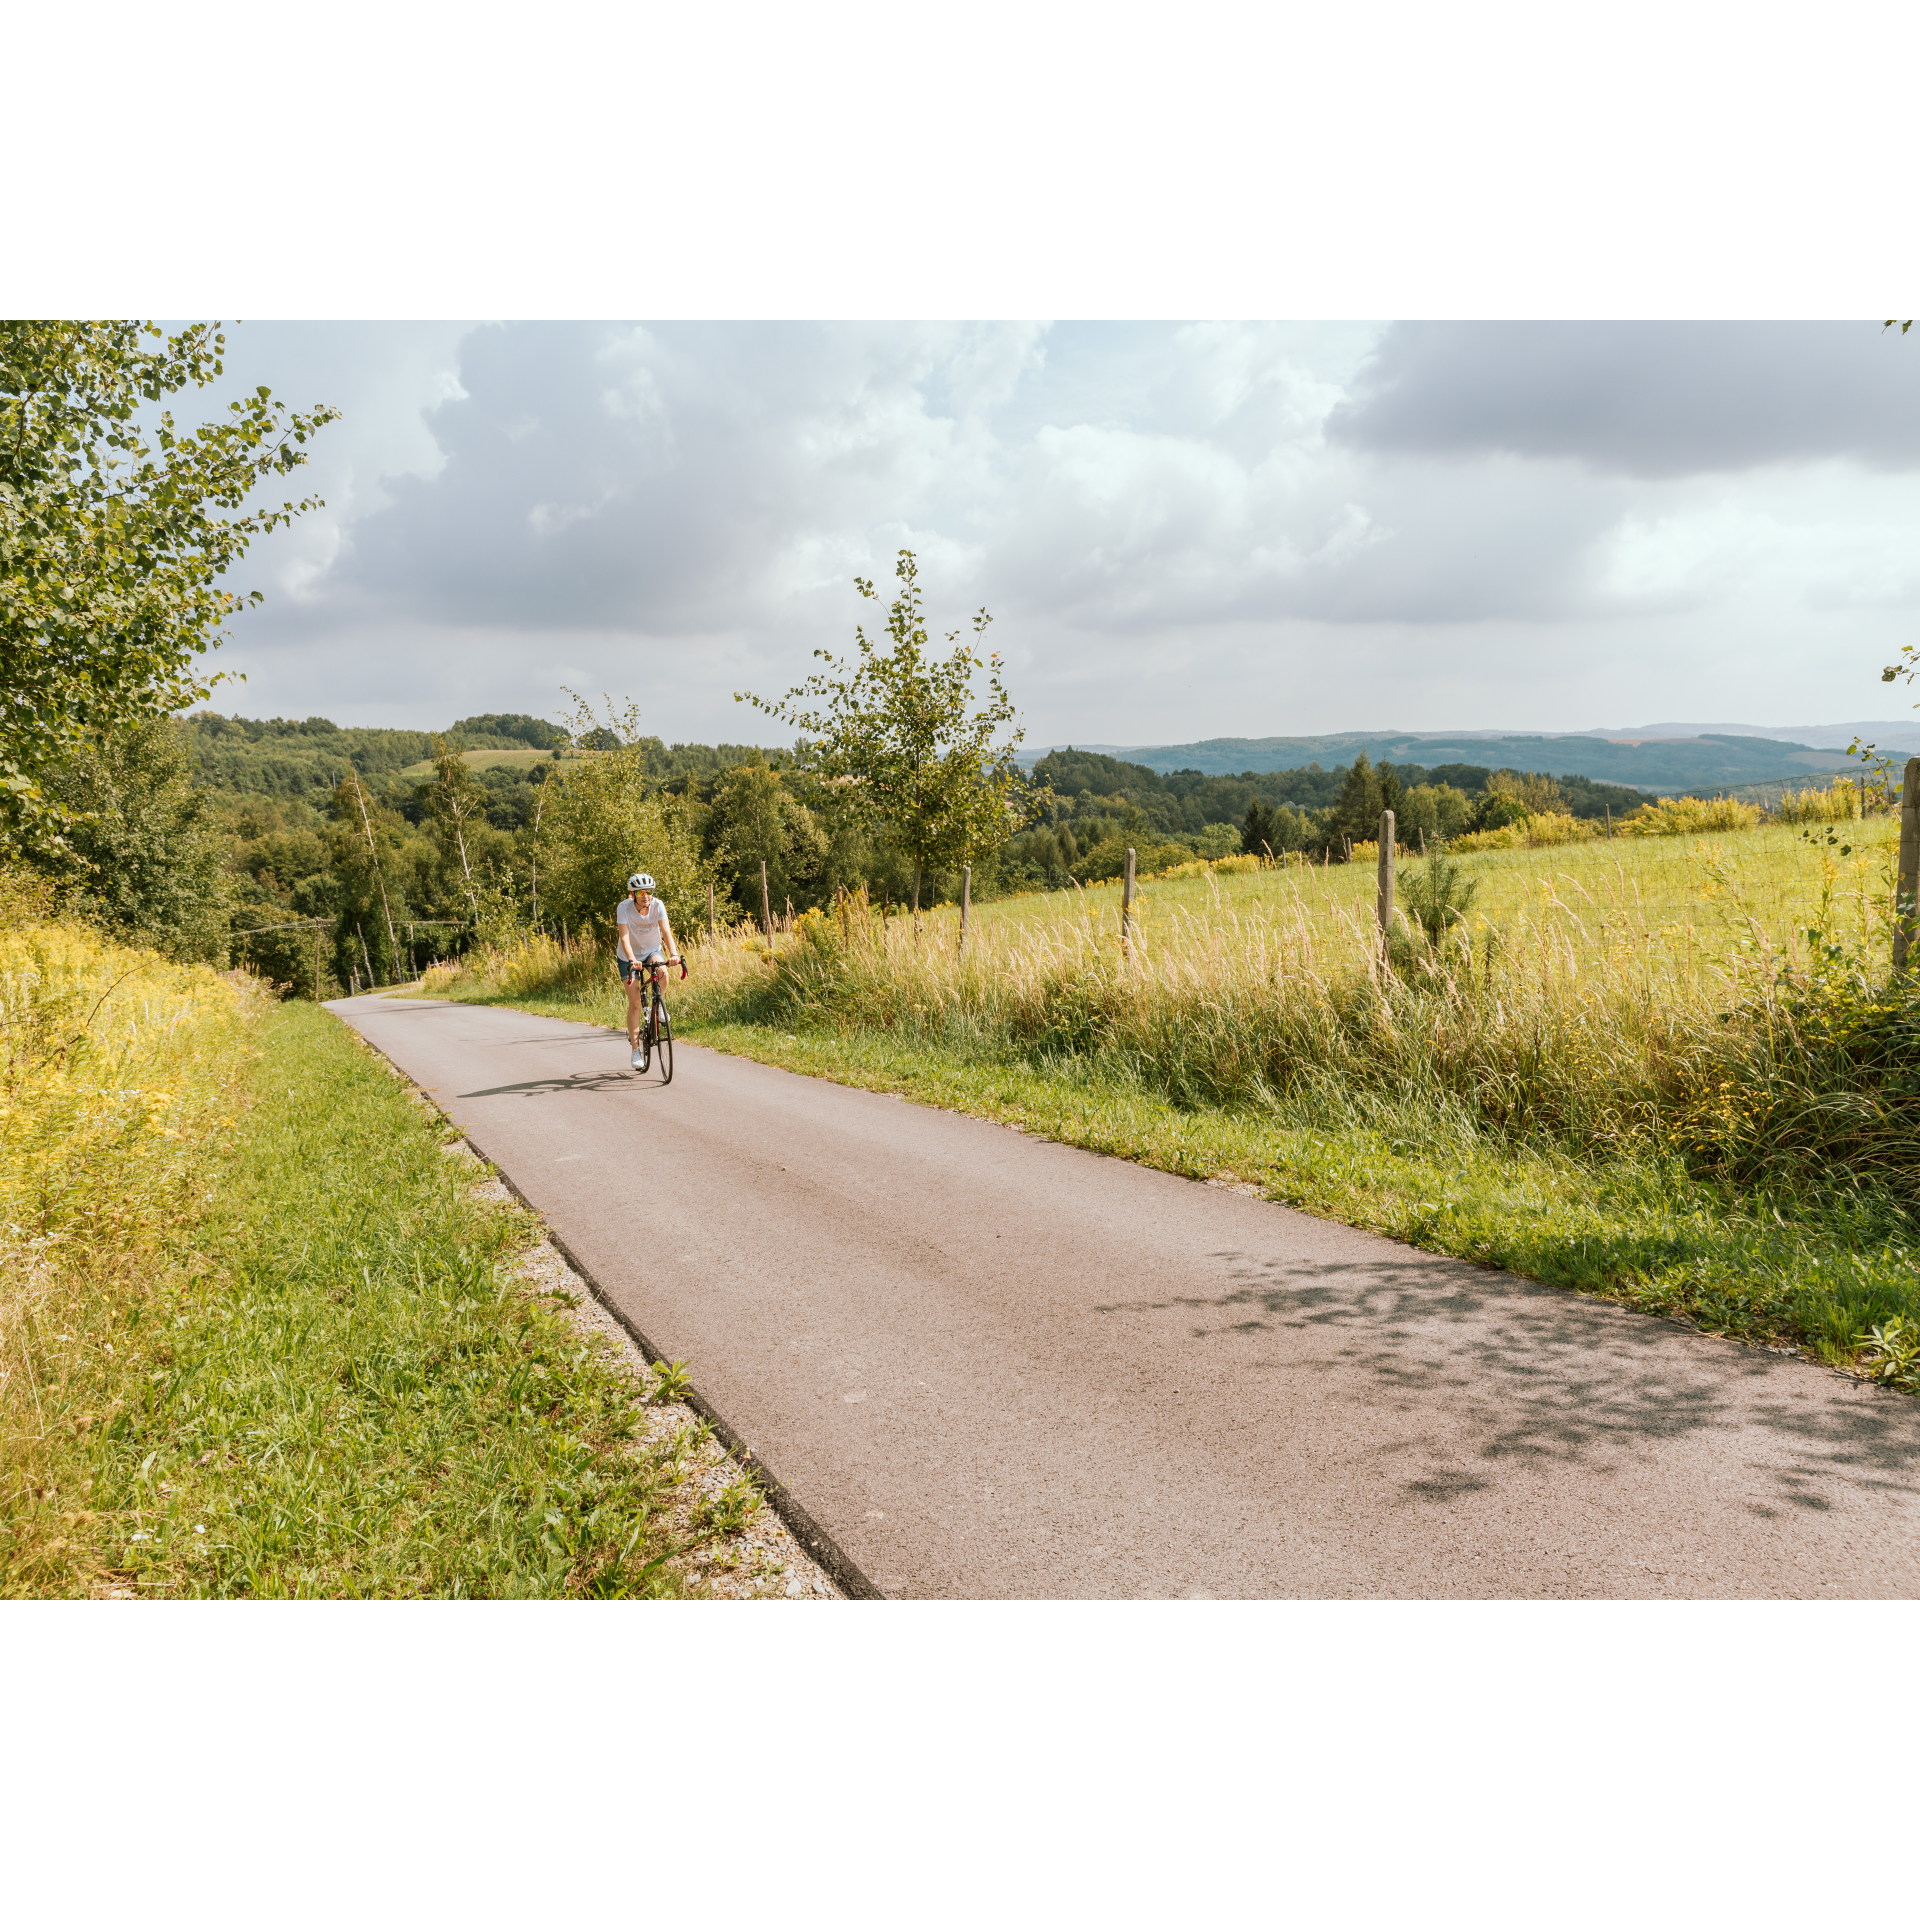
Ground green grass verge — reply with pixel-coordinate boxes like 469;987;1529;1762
18;999;739;1597
425;971;1920;1378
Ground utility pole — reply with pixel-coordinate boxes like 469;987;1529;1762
760;860;773;943
1121;847;1137;954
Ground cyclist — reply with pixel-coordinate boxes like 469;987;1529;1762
616;871;685;1068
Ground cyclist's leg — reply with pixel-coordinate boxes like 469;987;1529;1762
622;963;645;1045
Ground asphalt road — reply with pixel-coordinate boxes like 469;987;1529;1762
331;994;1920;1599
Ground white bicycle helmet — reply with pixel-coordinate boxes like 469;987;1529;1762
627;871;656;892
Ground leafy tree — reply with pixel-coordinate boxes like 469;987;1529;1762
1469;790;1531;833
1396;782;1471;849
1241;800;1281;856
539;698;720;941
1485;769;1563;814
424;743;490;911
705;763;829;917
33;717;228;961
0;322;337;850
1333;752;1385;842
739;550;1030;914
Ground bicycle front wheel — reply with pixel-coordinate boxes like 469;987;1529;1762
655;1003;674;1085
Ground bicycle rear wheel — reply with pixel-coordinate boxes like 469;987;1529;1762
655;1002;673;1084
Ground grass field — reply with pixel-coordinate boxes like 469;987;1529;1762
430;818;1920;1388
397;747;572;777
965;817;1901;975
1;915;748;1596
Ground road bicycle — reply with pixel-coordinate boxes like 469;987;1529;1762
634;954;682;1084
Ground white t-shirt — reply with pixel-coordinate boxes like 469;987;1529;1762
617;895;669;956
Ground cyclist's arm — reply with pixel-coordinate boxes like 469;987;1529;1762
658;906;680;963
615;906;637;964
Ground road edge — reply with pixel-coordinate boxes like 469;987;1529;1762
329;1001;886;1601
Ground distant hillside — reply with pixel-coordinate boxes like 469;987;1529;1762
1030;747;1650;830
182;711;793;825
184;712;571;804
1026;732;1855;793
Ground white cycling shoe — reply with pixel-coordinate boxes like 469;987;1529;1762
630;1044;645;1070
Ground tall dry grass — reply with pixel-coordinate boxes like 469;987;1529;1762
0;898;256;1586
671;862;1920;1197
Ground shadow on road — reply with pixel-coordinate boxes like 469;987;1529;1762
460;1071;667;1099
1096;1245;1920;1511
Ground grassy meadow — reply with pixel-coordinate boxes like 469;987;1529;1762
0;904;747;1596
431;813;1920;1386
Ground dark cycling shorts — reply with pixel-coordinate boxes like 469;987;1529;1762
617;953;664;983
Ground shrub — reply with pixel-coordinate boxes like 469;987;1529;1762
1398;846;1480;950
1620;795;1762;836
1452;811;1594;854
1773;780;1874;826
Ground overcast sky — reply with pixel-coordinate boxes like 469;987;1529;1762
197;321;1920;748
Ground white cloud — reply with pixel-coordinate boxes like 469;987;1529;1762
205;320;1920;743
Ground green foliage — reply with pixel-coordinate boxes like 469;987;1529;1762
1470;790;1531;833
4;1000;732;1596
1397;845;1480;950
1620;794;1763;836
0;323;337;850
1395;782;1470;850
1028;749;1648;845
1333;752;1386;840
424;742;492;910
31;718;229;962
1189;822;1241;860
705;764;829;918
740;551;1030;910
649;1358;693;1403
538;699;719;943
447;712;569;750
1241;801;1281;856
1070;834;1189;884
1858;1316;1920;1390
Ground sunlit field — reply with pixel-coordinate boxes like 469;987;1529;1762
432;812;1920;1378
959;818;1901;983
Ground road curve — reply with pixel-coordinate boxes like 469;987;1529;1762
330;995;1920;1599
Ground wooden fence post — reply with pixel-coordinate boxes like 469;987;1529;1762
760;860;773;943
1121;847;1137;954
1377;810;1396;958
1896;759;1920;969
959;865;971;957
312;920;322;1002
708;880;716;942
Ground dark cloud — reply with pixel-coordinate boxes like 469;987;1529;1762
1327;322;1920;476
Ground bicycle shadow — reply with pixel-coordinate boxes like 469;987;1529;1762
460;1069;666;1098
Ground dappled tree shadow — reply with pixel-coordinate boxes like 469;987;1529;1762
1095;1244;1920;1511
